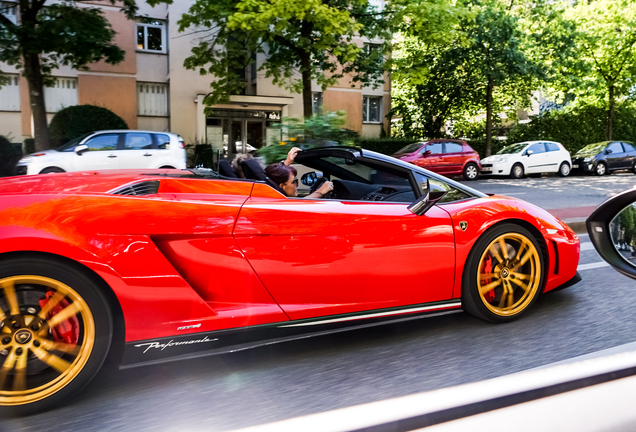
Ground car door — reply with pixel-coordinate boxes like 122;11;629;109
439;141;464;175
72;133;121;171
413;142;443;173
118;132;157;169
234;159;456;321
524;143;548;174
622;142;636;169
605;142;625;170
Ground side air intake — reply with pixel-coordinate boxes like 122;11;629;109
111;181;160;196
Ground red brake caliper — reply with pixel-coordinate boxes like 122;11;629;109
39;291;79;346
481;256;495;303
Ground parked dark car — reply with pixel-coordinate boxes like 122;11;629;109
572;141;636;176
392;139;481;180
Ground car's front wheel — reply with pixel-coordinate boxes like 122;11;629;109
463;163;479;181
594;162;607;176
39;167;65;174
558;162;571;177
510;163;524;179
0;257;112;415
462;224;545;323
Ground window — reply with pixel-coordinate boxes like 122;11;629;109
85;134;119;151
623;142;635;152
312;92;323;115
363;95;382;123
156;134;171;149
527;143;545;154
0;74;20;111
138;82;168;116
136;20;166;53
546;142;560;152
124;133;153;150
445;142;463;153
1;2;17;24
44;77;77;113
422;143;443;154
607;142;623;154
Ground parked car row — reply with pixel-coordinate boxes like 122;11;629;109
393;139;636;180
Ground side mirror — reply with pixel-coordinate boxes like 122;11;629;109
587;188;636;280
301;171;318;186
606;149;613;154
525;150;534;157
74;144;89;155
408;179;447;216
422;150;432;157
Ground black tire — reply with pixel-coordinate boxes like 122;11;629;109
159;166;175;169
0;257;112;416
39;167;65;174
594;162;607;176
462;223;545;323
463;163;479;181
510;163;524;179
558;162;571;177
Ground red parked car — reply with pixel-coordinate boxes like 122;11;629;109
0;147;579;414
393;139;482;180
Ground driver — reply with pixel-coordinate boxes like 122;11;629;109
265;147;334;198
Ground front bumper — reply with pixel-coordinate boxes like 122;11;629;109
14;165;28;176
571;158;595;173
480;162;511;176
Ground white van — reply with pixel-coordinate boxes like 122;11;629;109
15;130;186;175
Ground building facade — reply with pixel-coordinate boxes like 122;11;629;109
0;0;390;162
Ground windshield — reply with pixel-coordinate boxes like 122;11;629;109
395;142;425;154
57;133;93;152
576;142;609;155
496;143;528;155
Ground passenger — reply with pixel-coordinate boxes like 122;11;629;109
265;147;333;198
231;153;254;178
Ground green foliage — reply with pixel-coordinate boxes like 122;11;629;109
48;105;128;147
257;111;358;164
0;135;20;177
175;0;392;117
23;138;35;155
506;104;636;154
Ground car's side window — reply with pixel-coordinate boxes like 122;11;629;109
623;142;635;152
527;143;546;154
607;142;623;153
85;134;119;151
414;173;472;203
124;133;154;150
546;142;560;152
155;134;171;149
424;143;443;155
444;142;463;154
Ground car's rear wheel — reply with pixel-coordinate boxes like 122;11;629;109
159;166;175;169
462;224;545;323
463;163;479;181
39;167;65;174
594;162;607;176
510;163;524;179
0;257;112;415
558;162;571;177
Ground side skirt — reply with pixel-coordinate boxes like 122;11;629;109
120;300;462;368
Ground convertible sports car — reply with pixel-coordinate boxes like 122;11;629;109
0;147;580;414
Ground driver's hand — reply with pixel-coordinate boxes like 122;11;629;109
317;181;334;196
284;147;302;166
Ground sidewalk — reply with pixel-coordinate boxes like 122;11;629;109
546;206;596;234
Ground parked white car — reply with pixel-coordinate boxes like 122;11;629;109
480;140;572;178
15;130;186;175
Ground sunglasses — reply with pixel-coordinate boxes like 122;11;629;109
285;178;299;186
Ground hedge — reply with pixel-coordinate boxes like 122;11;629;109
0;136;21;177
49;105;128;147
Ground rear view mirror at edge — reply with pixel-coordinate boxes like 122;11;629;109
587;187;636;280
408;179;447;216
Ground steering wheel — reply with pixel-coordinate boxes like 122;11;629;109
309;176;334;198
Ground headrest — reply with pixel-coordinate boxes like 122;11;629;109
241;159;268;181
218;159;238;178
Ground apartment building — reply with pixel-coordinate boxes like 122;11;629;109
0;0;390;160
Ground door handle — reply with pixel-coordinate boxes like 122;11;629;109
144;153;152;156
108;155;117;158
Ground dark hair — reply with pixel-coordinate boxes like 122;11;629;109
265;163;297;187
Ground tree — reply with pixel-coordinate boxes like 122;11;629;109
559;0;636;141
0;0;137;151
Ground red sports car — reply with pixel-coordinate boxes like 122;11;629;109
0;147;580;414
392;139;482;180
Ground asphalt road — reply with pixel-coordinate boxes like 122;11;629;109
5;175;636;431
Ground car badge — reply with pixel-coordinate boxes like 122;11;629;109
459;221;468;231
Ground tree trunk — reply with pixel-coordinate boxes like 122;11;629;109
23;53;51;151
300;20;314;119
485;78;494;157
607;84;615;141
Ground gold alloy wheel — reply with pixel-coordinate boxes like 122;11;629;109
0;275;95;406
477;233;542;317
